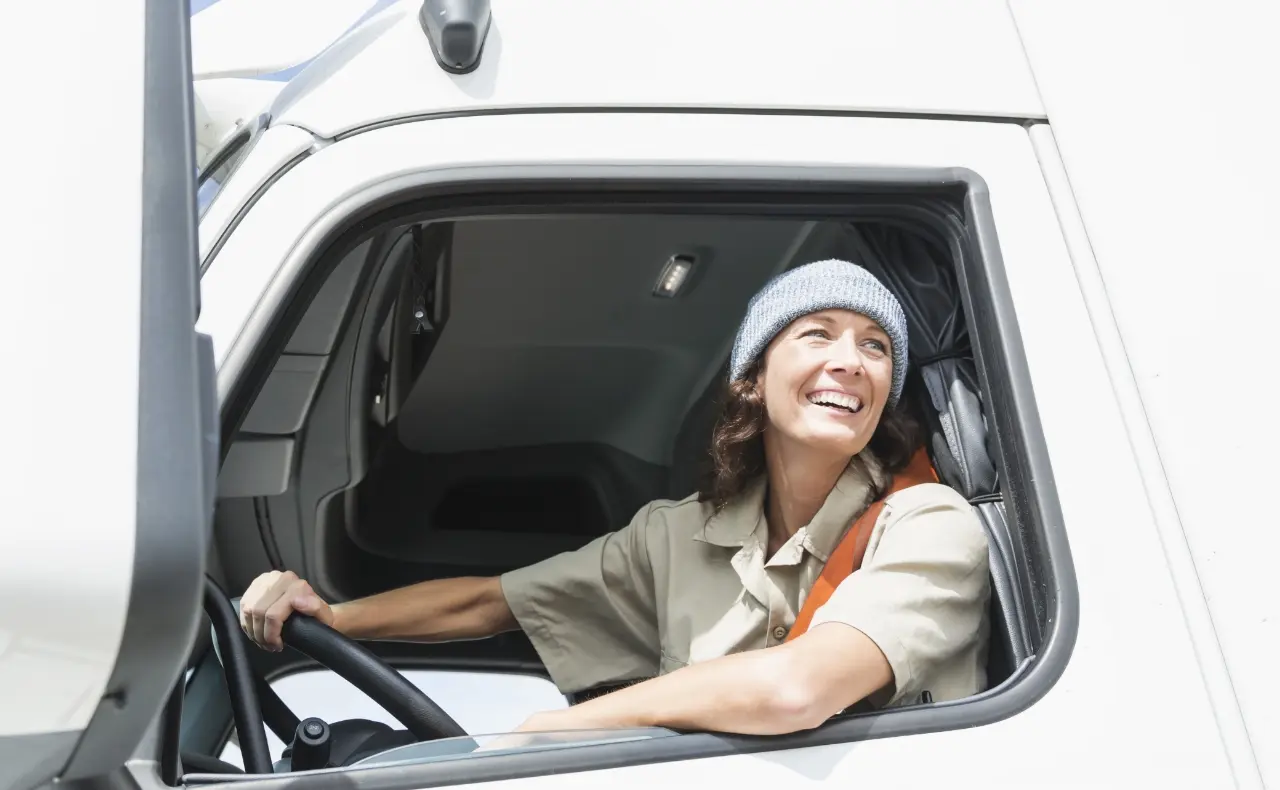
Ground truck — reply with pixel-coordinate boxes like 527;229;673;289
3;1;1275;788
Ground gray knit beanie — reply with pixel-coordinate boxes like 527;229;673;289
729;259;909;407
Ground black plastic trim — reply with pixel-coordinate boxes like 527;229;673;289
60;0;211;779
212;170;1077;788
333;106;1044;142
197;129;251;193
253;498;285;570
160;681;186;786
198;110;272;189
198;112;276;229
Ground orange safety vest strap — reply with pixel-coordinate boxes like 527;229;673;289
786;447;938;642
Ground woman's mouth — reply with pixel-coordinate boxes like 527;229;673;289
806;391;864;415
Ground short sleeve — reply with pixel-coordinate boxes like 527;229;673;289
499;502;662;694
808;483;989;706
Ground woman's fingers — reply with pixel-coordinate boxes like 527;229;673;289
241;570;294;650
239;571;331;651
240;571;276;646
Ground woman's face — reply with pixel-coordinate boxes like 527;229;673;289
756;308;895;458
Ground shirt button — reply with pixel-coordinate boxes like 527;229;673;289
773;625;788;640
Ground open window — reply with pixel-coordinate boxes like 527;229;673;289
194;172;1075;786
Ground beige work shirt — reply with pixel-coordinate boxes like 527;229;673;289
499;453;990;709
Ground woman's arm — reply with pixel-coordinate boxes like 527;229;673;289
331;575;517;642
514;622;891;735
509;485;988;736
240;570;517;651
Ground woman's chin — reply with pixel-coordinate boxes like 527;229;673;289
797;424;869;456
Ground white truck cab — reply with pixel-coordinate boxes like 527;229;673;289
4;1;1277;789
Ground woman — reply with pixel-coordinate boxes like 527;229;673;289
239;259;990;736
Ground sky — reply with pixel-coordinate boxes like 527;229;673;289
189;0;398;82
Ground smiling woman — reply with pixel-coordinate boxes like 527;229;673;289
696;263;927;562
701;304;927;555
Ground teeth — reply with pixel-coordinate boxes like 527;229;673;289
807;392;862;413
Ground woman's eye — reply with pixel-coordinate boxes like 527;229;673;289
862;339;887;353
802;328;829;339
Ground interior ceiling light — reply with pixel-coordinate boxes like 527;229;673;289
653;254;696;298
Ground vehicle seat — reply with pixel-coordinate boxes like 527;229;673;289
842;223;1033;686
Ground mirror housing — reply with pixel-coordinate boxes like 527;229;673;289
419;0;492;74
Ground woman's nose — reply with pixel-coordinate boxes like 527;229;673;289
825;335;864;375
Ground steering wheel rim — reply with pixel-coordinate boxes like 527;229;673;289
277;613;468;741
202;575;467;775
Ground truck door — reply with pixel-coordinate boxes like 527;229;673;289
0;1;217;789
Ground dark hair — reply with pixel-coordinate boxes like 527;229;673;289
696;360;924;510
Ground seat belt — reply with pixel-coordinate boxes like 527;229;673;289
786;446;938;642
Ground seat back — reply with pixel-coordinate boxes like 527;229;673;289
842;223;1032;684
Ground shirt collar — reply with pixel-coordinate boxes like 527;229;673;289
694;451;888;561
799;452;887;561
694;476;768;549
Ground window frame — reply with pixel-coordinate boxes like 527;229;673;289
196;168;1078;788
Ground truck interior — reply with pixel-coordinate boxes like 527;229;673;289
182;197;1048;782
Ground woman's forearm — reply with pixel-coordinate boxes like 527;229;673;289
331;576;517;642
519;622;892;736
527;647;820;736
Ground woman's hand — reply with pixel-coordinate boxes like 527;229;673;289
472;710;576;753
239;570;333;652
512;709;574;734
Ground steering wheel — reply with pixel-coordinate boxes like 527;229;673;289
202;575;468;774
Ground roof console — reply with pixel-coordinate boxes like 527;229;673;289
419;0;492;74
